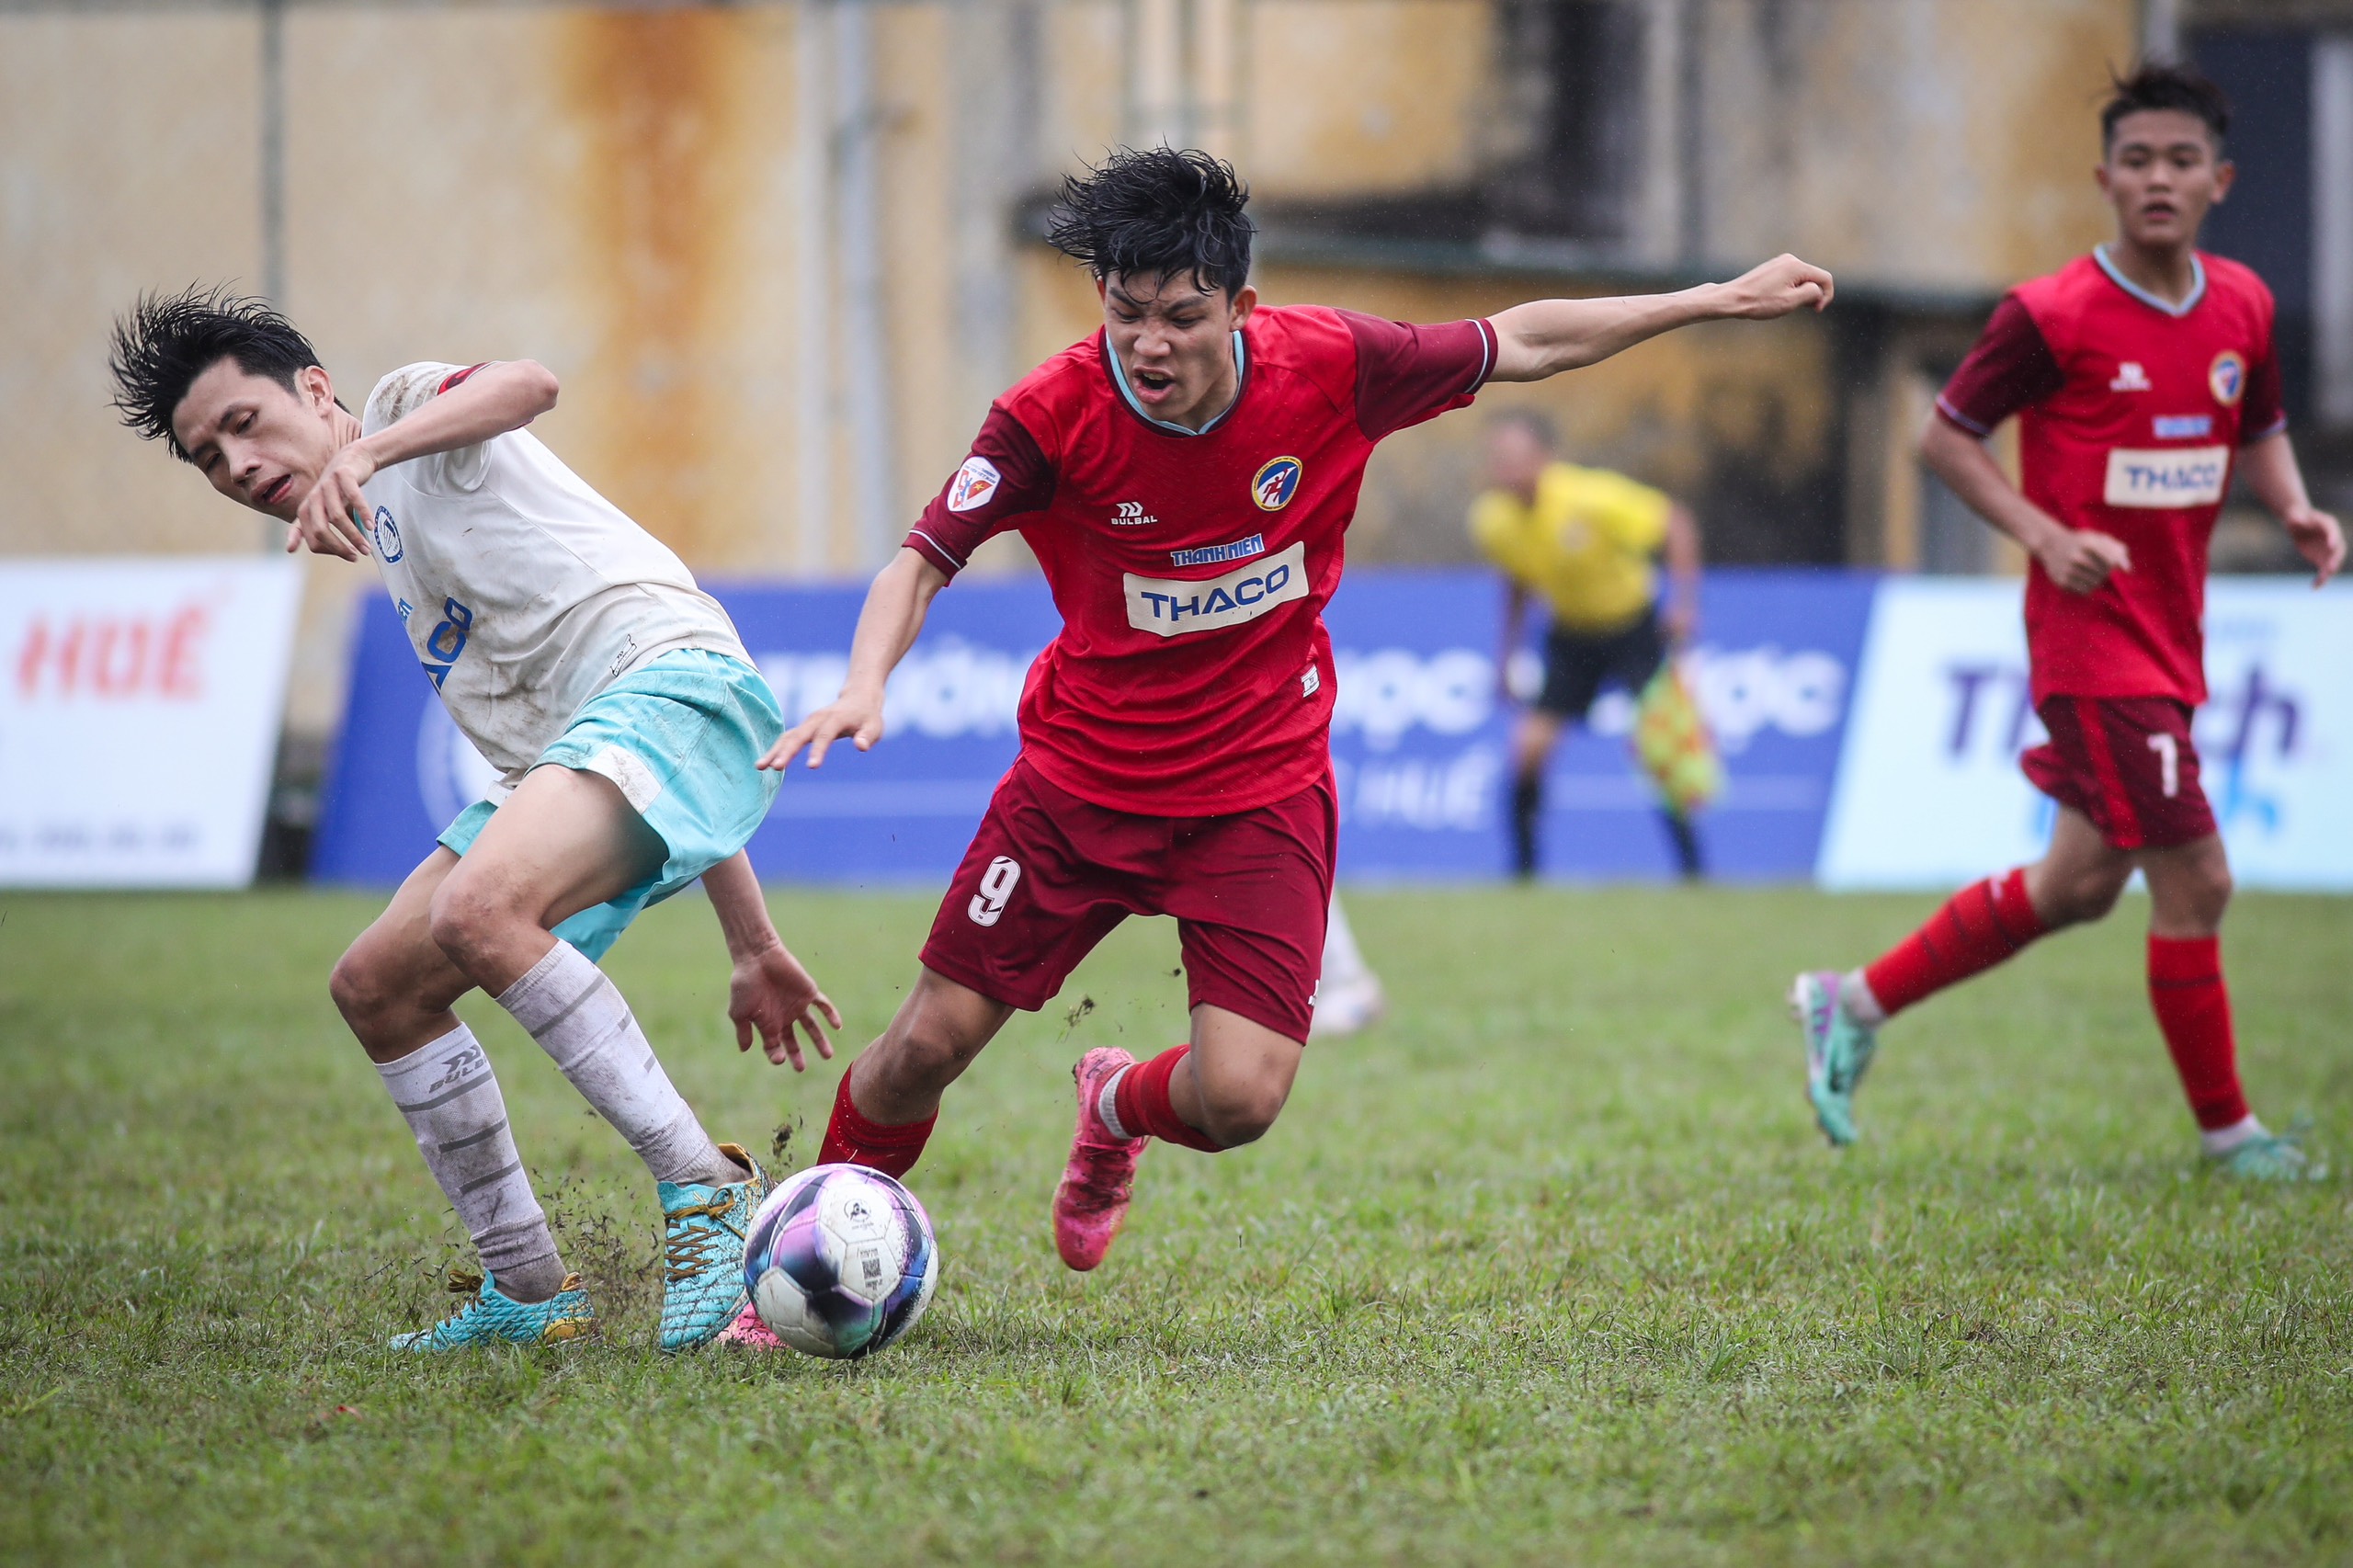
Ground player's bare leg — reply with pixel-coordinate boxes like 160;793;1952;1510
1508;710;1565;880
816;968;1014;1176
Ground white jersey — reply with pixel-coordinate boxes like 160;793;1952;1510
358;362;749;786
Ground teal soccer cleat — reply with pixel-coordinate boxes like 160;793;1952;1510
391;1269;597;1352
1789;971;1879;1148
658;1142;768;1353
2211;1128;2329;1183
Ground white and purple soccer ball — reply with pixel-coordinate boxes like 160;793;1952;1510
743;1164;938;1359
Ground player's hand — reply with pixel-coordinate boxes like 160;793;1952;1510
729;940;842;1071
2036;527;2131;595
1714;255;1834;320
2282;505;2345;587
758;690;886;772
289;443;379;561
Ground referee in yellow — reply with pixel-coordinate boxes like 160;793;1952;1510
1470;411;1705;880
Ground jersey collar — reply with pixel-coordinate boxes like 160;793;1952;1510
1103;330;1249;437
2094;244;2207;318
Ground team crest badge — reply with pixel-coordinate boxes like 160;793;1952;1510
1251;456;1303;512
946;455;1002;512
373;506;403;562
2209;351;2245;408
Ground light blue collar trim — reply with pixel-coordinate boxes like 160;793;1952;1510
2094;244;2206;318
1108;331;1247;436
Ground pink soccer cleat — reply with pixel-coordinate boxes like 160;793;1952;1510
1052;1047;1150;1271
715;1301;782;1349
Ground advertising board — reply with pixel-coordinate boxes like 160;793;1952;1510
1817;577;2353;890
314;568;1870;887
0;557;301;888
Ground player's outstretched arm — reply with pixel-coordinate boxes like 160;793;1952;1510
1486;255;1833;382
1920;415;2131;594
2236;430;2346;587
290;360;561;560
703;850;842;1071
757;548;950;772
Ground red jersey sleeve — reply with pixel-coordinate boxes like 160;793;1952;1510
1337;312;1498;440
2240;335;2286;442
1936;295;2064;435
904;405;1056;578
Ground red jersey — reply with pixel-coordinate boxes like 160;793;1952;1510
906;305;1495;815
1937;248;2285;706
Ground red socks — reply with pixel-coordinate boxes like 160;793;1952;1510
1863;867;2047;1018
814;1068;936;1177
2147;935;2250;1131
1112;1046;1225;1153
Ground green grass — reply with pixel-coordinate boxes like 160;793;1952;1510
3;885;2351;1565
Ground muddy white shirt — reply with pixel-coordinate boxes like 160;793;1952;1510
358;362;748;787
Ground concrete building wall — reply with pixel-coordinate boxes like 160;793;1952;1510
0;0;2246;750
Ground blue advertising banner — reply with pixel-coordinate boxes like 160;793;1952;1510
1819;577;2353;890
313;568;1875;887
1325;568;1874;880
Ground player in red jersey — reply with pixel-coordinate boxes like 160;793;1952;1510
763;147;1830;1271
1790;65;2344;1177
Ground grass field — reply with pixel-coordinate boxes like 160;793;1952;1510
3;884;2350;1565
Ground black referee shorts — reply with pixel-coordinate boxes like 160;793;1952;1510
1534;604;1668;722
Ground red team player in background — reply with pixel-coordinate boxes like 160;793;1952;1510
763;147;1833;1270
1791;64;2344;1178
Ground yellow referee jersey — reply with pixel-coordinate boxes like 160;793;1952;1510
1468;461;1672;634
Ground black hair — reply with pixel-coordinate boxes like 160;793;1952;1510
1491;408;1558;450
1044;146;1255;298
108;285;324;461
2101;62;2231;149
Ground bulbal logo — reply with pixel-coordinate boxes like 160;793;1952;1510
2109;361;2153;392
1251;456;1303;511
2209;351;2245;407
373;506;403;562
946;456;1002;513
1110;501;1157;527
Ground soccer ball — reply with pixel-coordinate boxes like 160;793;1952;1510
743;1164;938;1359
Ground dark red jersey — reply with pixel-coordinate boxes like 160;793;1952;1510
907;305;1496;814
1937;248;2285;706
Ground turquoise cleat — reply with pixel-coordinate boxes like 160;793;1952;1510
391;1269;597;1352
1789;971;1879;1149
2211;1129;2328;1183
658;1142;768;1353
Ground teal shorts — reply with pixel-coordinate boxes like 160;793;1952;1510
438;648;783;961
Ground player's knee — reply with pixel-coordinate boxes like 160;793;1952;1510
2042;868;2128;927
328;944;394;1031
1199;1076;1288;1147
426;878;515;972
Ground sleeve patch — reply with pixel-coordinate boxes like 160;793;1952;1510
946;456;1004;513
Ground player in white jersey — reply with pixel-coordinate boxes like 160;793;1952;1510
109;287;838;1352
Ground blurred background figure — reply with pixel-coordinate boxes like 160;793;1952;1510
1471;412;1704;880
1311;896;1384;1040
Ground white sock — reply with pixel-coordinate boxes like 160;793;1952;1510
2200;1113;2268;1156
1097;1064;1137;1142
377;1026;568;1302
1839;969;1887;1028
496;941;738;1187
1321;896;1370;987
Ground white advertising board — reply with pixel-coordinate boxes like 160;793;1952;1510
1818;577;2353;890
0;558;301;887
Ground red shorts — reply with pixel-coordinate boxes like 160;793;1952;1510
2020;697;2216;850
919;756;1337;1042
